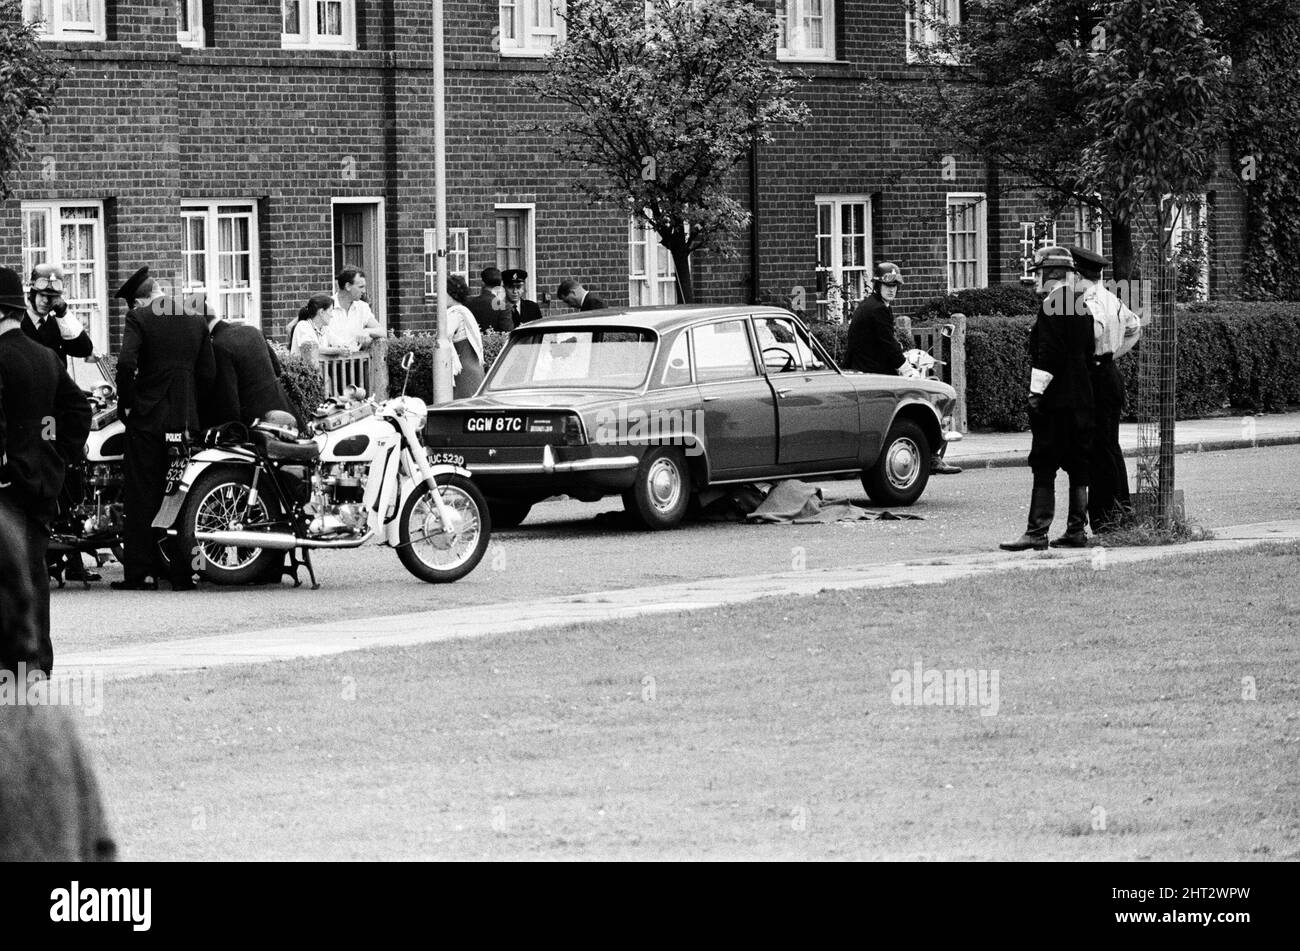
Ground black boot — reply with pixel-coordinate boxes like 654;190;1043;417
1000;485;1054;551
1051;486;1090;547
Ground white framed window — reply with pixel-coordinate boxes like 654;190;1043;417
180;202;261;325
906;0;962;62
177;0;205;47
1166;194;1210;301
499;0;564;57
282;0;356;49
23;0;105;41
495;204;536;299
20;200;108;353
629;220;679;306
815;196;871;321
1019;219;1058;284
776;0;835;62
946;193;987;292
1071;202;1104;253
424;228;470;298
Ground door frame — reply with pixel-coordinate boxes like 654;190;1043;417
331;197;387;327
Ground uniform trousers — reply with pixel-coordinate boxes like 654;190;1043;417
1027;407;1094;489
0;491;53;675
121;426;175;583
1089;361;1131;528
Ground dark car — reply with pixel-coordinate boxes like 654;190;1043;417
423;305;962;529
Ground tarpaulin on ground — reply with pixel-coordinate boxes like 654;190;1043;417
695;481;923;524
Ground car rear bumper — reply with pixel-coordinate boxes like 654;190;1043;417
468;445;640;475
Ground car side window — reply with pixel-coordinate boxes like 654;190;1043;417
756;316;826;373
660;331;692;386
691;320;759;383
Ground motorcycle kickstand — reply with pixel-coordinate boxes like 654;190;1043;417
287;546;320;591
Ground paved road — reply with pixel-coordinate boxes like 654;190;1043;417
52;444;1299;656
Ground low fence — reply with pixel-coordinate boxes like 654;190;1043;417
898;312;968;434
298;337;389;400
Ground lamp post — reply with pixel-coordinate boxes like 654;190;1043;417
431;0;454;404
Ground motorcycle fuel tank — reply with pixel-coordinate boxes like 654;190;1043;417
86;420;126;462
315;414;391;464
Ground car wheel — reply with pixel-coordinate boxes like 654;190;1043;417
622;447;691;530
489;499;534;530
862;419;931;506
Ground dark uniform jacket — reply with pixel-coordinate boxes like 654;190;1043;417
204;320;295;428
845;293;905;375
0;328;92;516
580;293;607;312
467;289;513;333
1031;286;1095;412
21;312;94;361
115;300;216;437
507;298;543;326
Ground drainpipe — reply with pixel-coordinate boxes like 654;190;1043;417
750;136;761;305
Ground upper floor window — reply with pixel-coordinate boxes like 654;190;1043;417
946;193;987;292
23;0;106;42
283;0;356;50
777;0;835;62
906;0;963;62
177;0;205;48
499;0;564;57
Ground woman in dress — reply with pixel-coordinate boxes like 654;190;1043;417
446;275;485;399
288;294;343;356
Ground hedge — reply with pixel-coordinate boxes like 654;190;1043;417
965;303;1300;431
914;283;1041;321
385;330;510;403
275;347;326;426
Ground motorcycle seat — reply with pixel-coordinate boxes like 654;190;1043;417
251;430;321;464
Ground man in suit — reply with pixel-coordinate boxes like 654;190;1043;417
1001;247;1096;551
846;263;961;475
203;315;295;429
502;268;543;326
110;267;216;591
467;266;513;333
0;267;92;675
21;263;95;361
557;278;607;312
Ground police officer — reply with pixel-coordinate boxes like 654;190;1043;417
846;262;962;475
202;311;295;430
21;263;95;361
111;267;216;591
501;269;543;326
1001;247;1095;550
0;267;92;674
1069;246;1142;533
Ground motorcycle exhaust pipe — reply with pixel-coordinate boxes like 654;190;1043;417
194;530;373;550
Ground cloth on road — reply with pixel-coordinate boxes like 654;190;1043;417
746;480;923;524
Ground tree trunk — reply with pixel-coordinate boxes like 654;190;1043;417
1111;217;1135;281
669;241;694;304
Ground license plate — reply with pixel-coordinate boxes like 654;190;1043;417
427;452;465;467
464;414;525;434
163;457;188;495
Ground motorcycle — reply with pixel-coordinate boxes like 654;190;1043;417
151;355;491;587
902;322;955;381
48;360;127;586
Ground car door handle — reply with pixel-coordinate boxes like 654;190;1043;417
702;395;720;402
776;388;792;398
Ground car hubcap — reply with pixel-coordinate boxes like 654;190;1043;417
886;437;921;490
647;459;682;512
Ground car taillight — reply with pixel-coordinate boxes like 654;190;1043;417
563;415;586;446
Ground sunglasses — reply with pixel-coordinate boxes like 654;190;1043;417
32;276;64;293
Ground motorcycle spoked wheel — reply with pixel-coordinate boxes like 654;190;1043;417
177;464;284;586
395;473;491;583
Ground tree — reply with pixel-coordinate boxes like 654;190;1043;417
896;0;1227;279
517;0;808;302
0;0;66;199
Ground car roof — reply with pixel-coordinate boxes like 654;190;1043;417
516;304;791;335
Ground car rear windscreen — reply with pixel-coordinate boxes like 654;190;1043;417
486;329;656;390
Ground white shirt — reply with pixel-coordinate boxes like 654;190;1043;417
326;294;380;351
291;320;328;355
1080;282;1142;358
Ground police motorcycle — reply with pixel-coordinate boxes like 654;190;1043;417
901;322;956;381
152;353;490;587
48;359;128;586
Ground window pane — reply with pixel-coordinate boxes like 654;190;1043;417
283;1;301;33
693;320;757;382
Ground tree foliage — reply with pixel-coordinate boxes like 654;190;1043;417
0;0;66;200
898;0;1229;279
517;0;808;301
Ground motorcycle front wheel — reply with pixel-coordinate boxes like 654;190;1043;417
395;474;491;583
177;464;284;586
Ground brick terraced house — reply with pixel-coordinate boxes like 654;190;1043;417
2;0;1247;355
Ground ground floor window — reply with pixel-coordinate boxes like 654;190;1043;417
20;200;108;353
1019;219;1058;284
815;196;871;322
1166;194;1210;302
628;220;679;306
424;227;469;298
181;201;260;324
946;193;988;292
